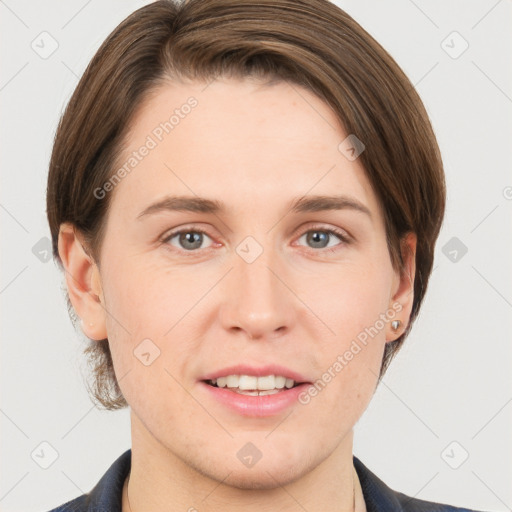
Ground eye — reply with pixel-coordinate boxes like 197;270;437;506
161;225;350;254
162;228;214;251
296;226;349;252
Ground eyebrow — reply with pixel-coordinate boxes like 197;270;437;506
136;194;372;220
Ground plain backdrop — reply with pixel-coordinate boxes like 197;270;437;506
1;1;511;511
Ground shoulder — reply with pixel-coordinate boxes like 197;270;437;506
353;455;486;512
45;495;89;512
394;490;485;512
43;449;131;512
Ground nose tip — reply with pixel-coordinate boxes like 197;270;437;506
220;257;295;342
236;323;288;340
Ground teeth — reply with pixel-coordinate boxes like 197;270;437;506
255;375;275;390
235;389;259;396
235;388;280;396
209;374;297;391
226;375;238;388
238;375;258;390
258;389;280;396
274;376;286;389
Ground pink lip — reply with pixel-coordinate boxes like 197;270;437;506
198;364;312;417
198;381;311;417
200;364;309;383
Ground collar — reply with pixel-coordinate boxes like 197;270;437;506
54;449;472;512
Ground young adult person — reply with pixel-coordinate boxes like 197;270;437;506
45;1;485;510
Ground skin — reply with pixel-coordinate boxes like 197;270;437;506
59;77;416;512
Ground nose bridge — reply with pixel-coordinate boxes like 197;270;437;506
221;238;294;339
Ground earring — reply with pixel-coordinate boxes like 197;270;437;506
391;320;401;332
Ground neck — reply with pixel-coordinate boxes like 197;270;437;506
123;414;363;512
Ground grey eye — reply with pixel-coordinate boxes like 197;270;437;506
166;230;213;251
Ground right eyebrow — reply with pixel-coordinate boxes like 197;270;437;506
137;196;224;219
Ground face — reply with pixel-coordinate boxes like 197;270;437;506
78;77;414;488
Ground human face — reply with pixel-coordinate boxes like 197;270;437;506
95;77;410;488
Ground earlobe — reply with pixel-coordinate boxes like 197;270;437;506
58;223;107;341
386;232;417;342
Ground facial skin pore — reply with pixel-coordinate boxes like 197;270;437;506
59;77;416;512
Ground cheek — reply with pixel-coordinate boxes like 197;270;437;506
102;255;204;338
99;258;192;395
99;251;221;397
101;270;191;428
299;261;391;408
302;258;393;342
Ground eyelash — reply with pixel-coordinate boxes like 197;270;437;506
161;224;351;255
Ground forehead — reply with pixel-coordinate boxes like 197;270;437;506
110;77;383;224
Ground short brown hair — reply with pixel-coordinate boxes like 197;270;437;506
47;0;445;409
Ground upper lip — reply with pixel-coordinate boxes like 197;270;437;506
200;364;311;383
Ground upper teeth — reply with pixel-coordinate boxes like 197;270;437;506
211;375;295;390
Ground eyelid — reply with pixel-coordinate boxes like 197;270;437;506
292;223;352;252
160;225;216;247
294;222;351;241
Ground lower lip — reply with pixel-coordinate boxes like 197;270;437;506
199;381;311;417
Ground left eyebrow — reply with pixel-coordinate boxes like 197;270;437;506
289;194;372;220
136;194;372;220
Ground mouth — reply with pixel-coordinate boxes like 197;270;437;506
199;366;312;416
203;374;305;396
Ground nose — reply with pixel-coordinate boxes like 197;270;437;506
219;246;296;341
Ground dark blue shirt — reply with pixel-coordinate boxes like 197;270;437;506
46;449;485;511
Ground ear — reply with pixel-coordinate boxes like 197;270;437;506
386;232;417;342
58;222;107;340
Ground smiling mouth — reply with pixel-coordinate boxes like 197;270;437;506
204;374;304;396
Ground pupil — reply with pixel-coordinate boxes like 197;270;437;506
309;231;328;248
181;232;202;250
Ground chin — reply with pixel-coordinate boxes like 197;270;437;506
185;449;311;491
222;464;307;491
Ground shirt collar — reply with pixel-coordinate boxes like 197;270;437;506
83;449;407;511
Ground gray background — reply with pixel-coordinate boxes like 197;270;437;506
1;1;511;511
